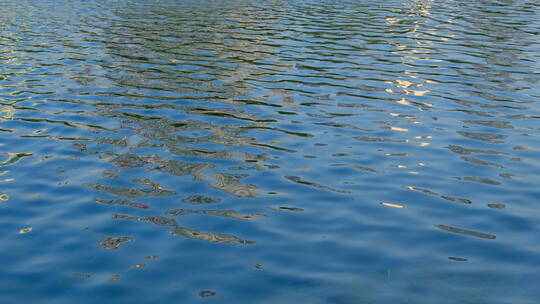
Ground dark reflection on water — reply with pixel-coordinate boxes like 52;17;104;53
1;0;540;303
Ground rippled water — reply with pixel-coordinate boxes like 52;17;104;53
1;0;540;303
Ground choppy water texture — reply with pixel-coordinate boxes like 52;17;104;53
1;0;540;303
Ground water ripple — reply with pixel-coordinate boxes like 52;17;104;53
1;0;540;303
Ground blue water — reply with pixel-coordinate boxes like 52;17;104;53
1;0;540;303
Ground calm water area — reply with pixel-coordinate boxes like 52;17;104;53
1;0;540;303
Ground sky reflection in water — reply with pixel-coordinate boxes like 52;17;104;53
1;0;540;303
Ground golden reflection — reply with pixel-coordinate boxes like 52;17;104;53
385;1;440;110
389;113;416;119
396;98;412;106
396;80;414;89
380;202;405;209
385;17;401;24
19;227;32;234
410;90;429;96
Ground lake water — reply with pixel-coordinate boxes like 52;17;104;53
1;0;540;303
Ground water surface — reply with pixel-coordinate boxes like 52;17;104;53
1;0;540;303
